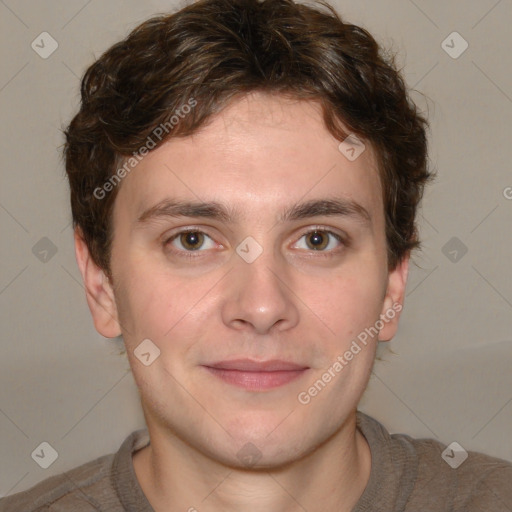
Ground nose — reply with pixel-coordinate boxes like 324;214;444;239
220;240;300;335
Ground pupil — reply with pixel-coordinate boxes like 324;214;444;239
311;232;322;245
309;231;326;250
184;232;202;250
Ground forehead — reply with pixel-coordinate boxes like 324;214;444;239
113;92;383;229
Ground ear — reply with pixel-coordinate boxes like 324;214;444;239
377;253;410;342
74;227;122;338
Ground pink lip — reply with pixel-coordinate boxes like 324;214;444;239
207;359;308;371
202;359;309;391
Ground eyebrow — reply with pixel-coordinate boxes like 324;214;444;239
136;197;372;227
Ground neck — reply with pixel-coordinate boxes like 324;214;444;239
133;411;371;512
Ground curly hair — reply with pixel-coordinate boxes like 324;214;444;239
63;0;435;278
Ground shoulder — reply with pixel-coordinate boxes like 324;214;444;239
0;452;115;511
408;435;512;510
0;428;149;512
356;411;512;510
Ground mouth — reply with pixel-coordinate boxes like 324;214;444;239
202;359;310;391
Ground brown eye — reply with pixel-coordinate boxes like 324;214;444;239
163;229;219;260
178;231;205;251
305;230;329;251
292;229;346;254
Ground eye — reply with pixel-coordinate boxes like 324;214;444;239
293;229;345;253
164;229;217;255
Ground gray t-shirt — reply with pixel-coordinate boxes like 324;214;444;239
1;411;511;511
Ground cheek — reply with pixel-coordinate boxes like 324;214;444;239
114;259;215;347
319;264;386;346
112;258;173;339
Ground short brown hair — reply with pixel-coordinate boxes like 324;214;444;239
63;0;435;278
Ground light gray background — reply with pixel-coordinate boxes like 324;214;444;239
1;0;511;498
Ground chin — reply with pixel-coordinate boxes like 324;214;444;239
209;437;308;471
211;418;316;467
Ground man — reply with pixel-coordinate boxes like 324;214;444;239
2;0;511;511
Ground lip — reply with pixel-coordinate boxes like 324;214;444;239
202;359;310;391
206;359;309;371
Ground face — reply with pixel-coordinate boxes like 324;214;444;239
77;92;408;468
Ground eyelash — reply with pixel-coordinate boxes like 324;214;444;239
163;227;348;259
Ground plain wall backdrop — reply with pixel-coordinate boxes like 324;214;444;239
1;0;511;497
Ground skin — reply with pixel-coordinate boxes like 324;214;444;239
75;91;409;512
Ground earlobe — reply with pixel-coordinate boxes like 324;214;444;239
378;253;410;342
74;227;122;338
